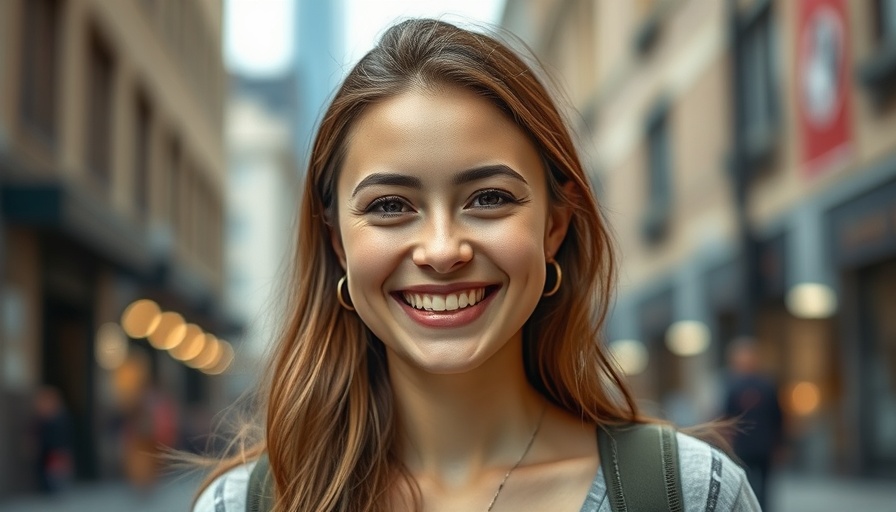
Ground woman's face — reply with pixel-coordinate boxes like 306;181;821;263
333;84;570;375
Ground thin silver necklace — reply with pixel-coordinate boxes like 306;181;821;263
485;404;548;512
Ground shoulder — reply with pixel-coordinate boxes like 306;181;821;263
192;460;257;512
675;432;761;512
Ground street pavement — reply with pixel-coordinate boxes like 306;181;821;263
0;472;201;512
770;471;896;512
0;470;894;511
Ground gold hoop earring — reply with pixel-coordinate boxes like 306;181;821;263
337;275;355;311
543;259;562;297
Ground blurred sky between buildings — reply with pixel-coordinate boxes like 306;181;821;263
224;0;507;77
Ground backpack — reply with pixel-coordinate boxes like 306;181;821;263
597;423;683;512
246;423;682;512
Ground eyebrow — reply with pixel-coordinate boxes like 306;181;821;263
351;164;528;198
351;173;421;198
452;165;529;186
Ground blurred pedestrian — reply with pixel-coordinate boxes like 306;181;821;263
723;337;784;511
31;386;74;494
122;384;177;491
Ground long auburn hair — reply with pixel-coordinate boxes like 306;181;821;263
201;18;644;511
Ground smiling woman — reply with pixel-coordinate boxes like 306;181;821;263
333;85;560;376
192;19;759;512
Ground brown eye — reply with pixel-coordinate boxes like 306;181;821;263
366;196;412;217
478;192;502;206
470;189;516;208
381;200;404;213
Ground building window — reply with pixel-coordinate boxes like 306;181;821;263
20;0;60;146
859;0;896;102
194;178;206;260
196;172;211;257
134;92;151;220
641;99;672;244
632;0;662;55
206;194;219;271
86;28;115;193
169;137;182;234
736;0;779;167
183;163;195;251
140;0;155;16
213;196;224;273
878;0;896;43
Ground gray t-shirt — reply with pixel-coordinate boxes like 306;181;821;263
194;432;761;511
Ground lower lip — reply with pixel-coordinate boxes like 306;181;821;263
394;290;497;328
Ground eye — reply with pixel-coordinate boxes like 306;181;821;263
366;196;412;216
468;189;517;208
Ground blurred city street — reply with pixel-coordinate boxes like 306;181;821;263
0;471;894;512
770;473;896;512
0;472;201;512
2;0;896;508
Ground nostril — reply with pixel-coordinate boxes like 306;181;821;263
411;239;474;272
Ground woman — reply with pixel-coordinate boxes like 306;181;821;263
194;19;760;511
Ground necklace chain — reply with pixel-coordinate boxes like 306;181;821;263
485;404;548;512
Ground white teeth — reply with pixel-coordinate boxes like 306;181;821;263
401;288;488;311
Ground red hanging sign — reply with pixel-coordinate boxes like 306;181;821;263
796;0;853;178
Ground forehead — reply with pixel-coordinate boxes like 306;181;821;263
339;84;544;188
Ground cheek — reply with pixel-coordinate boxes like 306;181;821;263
479;215;547;283
339;211;550;288
341;226;405;285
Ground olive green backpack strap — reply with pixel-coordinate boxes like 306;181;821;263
598;423;683;512
246;453;274;512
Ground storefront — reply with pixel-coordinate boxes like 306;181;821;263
1;176;238;489
830;175;896;477
702;226;845;472
634;286;675;417
40;237;101;479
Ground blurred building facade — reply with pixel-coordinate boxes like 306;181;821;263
504;0;896;478
293;0;344;167
225;74;301;394
0;0;235;496
212;0;342;429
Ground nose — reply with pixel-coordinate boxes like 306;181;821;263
411;213;473;273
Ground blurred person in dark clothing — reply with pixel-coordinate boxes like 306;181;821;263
32;386;74;493
723;338;784;511
123;384;178;491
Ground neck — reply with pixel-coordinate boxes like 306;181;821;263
387;334;548;484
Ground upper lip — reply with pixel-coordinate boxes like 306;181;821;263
395;282;497;294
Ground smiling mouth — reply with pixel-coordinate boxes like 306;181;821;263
399;286;499;312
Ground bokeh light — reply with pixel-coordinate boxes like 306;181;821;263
147;311;187;350
203;340;235;375
790;381;822;416
665;320;711;357
186;334;221;369
609;339;649;376
786;283;838;319
95;322;128;370
121;299;162;338
169;323;206;361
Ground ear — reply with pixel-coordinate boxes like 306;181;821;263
543;181;577;259
330;227;347;270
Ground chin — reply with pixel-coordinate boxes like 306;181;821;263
413;354;490;375
385;333;519;376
